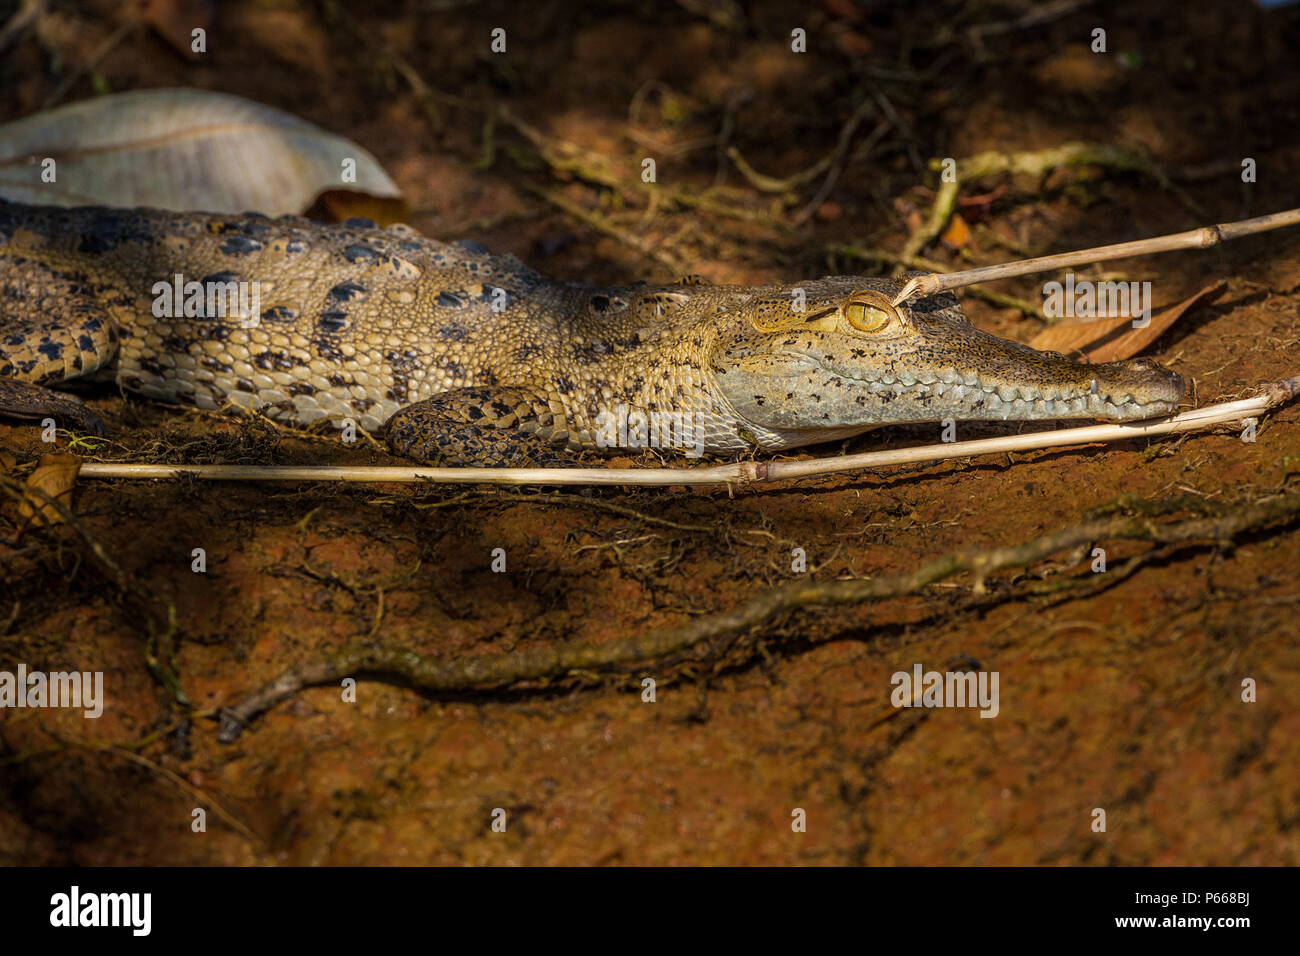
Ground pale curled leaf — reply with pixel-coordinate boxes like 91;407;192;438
0;88;406;221
16;453;80;531
1027;280;1226;363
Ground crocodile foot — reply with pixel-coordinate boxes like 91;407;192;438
384;387;579;467
0;379;108;437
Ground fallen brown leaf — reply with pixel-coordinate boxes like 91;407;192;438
1027;280;1226;363
814;201;843;222
939;212;971;250
16;453;81;533
303;189;410;226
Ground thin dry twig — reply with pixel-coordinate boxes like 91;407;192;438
380;490;717;532
0;712;261;848
893;208;1300;305
99;744;261;846
828;242;1041;315
0;0;46;53
40;18;138;109
524;183;685;273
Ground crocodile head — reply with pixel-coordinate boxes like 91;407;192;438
709;276;1184;449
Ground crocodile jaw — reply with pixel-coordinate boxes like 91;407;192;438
712;327;1185;445
807;356;1184;422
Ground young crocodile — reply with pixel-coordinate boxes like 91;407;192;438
0;199;1185;465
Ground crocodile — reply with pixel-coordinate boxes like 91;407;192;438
0;199;1185;465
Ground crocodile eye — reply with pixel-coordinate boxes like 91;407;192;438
844;300;892;333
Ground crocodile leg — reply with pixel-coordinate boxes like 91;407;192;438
0;379;107;435
1;258;120;436
384;387;581;467
0;311;116;436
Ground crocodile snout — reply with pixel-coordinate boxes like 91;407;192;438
1096;357;1185;407
1127;358;1184;395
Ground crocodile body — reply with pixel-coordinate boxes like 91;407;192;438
0;200;1185;464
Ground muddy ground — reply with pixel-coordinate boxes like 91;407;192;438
1;0;1299;865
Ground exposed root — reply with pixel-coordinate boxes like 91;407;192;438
219;490;1300;741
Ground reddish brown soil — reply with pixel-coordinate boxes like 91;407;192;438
2;0;1298;865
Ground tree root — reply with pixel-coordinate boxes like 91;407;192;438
218;489;1300;741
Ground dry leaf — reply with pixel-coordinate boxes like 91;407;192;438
303;189;408;227
1027;280;1226;363
16;453;80;532
939;212;971;250
813;200;842;222
0;88;406;220
0;450;17;473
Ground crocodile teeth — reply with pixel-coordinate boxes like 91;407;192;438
854;373;1165;416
